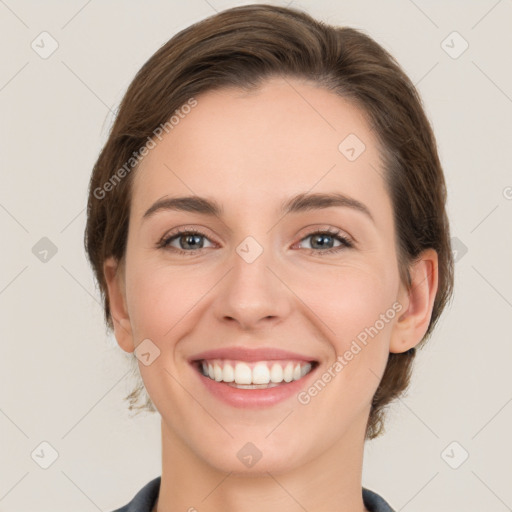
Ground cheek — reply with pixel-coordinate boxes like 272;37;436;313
293;269;398;423
123;263;204;404
296;265;398;348
126;271;169;338
125;260;217;341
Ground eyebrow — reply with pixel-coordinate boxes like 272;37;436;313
142;192;374;223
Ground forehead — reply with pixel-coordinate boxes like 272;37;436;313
131;76;389;220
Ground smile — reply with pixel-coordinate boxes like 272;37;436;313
197;359;316;388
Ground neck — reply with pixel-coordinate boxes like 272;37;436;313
155;411;370;512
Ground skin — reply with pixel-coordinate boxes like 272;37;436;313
104;76;438;512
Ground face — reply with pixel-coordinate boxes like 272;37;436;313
108;76;414;474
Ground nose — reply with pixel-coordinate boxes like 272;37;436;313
212;239;292;331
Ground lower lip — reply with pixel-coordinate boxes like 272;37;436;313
192;363;318;408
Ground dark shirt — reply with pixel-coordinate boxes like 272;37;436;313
111;476;395;511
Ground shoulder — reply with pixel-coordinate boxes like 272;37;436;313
362;487;395;512
110;476;161;512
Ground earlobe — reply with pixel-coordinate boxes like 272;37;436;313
389;248;439;354
103;257;135;353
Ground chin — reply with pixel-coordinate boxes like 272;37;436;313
194;434;310;476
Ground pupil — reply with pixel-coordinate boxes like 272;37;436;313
312;234;332;249
182;234;202;250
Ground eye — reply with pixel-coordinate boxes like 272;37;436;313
158;228;215;255
157;226;354;257
297;228;353;256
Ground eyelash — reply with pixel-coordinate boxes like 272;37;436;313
157;227;354;257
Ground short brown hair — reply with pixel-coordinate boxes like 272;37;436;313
85;3;454;439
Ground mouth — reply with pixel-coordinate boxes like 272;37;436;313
191;358;319;389
188;346;321;407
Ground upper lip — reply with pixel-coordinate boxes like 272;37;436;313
189;347;317;363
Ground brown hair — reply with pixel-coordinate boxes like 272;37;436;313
85;3;454;439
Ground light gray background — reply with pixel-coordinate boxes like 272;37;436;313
1;1;511;511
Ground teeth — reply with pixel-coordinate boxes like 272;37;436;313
234;362;252;384
270;363;283;383
283;362;293;382
222;362;235;382
213;363;223;381
300;364;310;378
199;359;313;385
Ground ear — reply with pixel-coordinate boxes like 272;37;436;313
390;248;439;354
103;256;134;353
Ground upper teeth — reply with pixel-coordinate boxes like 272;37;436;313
201;359;313;385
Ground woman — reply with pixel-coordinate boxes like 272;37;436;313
85;4;454;511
